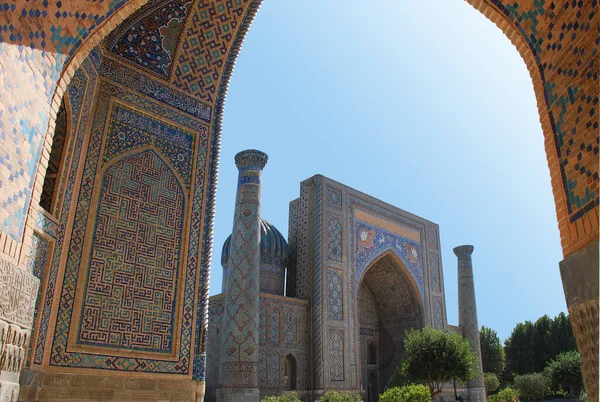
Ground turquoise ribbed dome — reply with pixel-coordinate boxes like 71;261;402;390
221;218;289;268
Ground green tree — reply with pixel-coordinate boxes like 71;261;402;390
550;313;577;357
514;372;550;402
484;373;500;395
379;385;431;402
402;328;479;399
504;321;535;375
480;326;505;376
544;350;582;396
388;361;411;389
505;313;578;376
533;315;554;372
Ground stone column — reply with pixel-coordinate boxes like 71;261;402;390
559;240;598;402
453;245;485;402
217;150;268;402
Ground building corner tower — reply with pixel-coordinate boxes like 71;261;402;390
454;245;486;402
217;150;268;402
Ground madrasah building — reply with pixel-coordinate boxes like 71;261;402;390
206;149;485;402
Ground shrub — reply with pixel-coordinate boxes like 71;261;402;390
379;384;431;402
488;387;519;402
484;373;500;395
261;392;301;402
319;390;363;402
514;372;550;402
544;350;582;396
579;391;588;402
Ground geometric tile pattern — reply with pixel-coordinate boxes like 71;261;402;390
32;61;96;366
104;103;195;187
430;253;441;293
326;215;342;262
433;297;443;330
47;77;210;375
77;150;184;352
90;49;212;122
284;309;297;346
171;0;253;102
328;269;343;320
312;178;324;389
355;220;424;298
329;329;344;381
268;350;281;388
327;185;342;209
269;307;280;345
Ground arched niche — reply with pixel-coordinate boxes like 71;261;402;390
358;251;424;400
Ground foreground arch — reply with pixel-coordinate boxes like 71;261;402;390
0;1;596;400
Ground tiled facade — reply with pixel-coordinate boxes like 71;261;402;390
0;0;597;400
208;172;451;401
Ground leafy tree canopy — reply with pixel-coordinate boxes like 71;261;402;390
401;328;479;399
514;372;550;402
504;313;577;375
480;326;505;376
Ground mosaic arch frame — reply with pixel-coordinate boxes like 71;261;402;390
2;0;595;393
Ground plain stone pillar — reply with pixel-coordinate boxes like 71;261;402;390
454;245;485;402
217;150;268;402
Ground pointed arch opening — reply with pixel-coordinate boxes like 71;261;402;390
358;251;424;400
284;353;297;391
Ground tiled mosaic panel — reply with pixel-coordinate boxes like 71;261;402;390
430;253;441;293
433;298;443;329
89;48;212;121
33;61;96;366
268;350;281;388
328;269;343;320
327;186;342;209
105;103;196;187
329;330;344;381
170;0;252;102
269;307;280;345
78;150;184;352
107;0;193;78
47;78;209;374
284;309;297;346
355;220;424;297
327;215;342;262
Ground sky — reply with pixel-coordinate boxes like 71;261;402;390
208;0;566;342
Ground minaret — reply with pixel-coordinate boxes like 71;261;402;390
454;245;485;402
217;150;268;402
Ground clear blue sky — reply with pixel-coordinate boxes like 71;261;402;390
209;0;566;342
